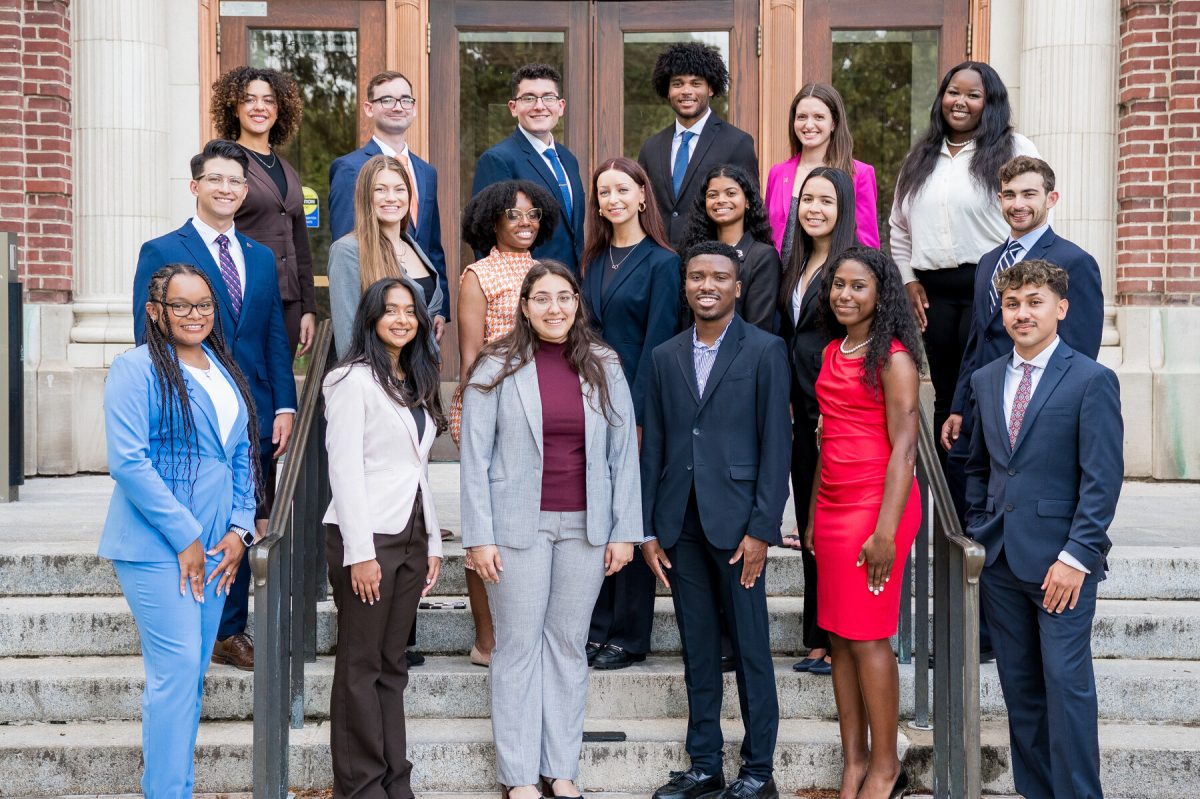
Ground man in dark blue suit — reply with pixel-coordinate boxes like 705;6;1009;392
328;70;449;332
132;140;297;670
640;241;790;799
470;63;585;272
965;259;1122;799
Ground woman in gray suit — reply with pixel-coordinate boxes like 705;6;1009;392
460;260;643;799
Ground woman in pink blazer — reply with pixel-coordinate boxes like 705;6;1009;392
764;83;879;263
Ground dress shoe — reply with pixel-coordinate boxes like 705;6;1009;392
586;641;602;665
211;632;254;671
540;776;583;799
808;657;832;675
651;767;724;799
470;644;491;667
791;657;817;672
720;655;736;673
887;769;910;799
591;644;645;670
713;775;778;799
406;649;425;667
979;647;996;663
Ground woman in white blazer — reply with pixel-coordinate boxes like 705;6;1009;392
460;260;643;799
322;276;445;799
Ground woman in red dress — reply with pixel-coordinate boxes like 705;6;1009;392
802;246;923;799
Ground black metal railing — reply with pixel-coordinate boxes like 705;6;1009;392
251;320;335;799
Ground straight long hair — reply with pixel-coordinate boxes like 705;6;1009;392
466;261;625;425
582;157;673;273
779;166;858;314
352;154;413;293
680;164;774;253
787;83;856;175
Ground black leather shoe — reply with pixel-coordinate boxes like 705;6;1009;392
652;767;725;799
713;776;777;799
586;641;602;665
591;644;646;670
406;649;425;667
720;655;736;673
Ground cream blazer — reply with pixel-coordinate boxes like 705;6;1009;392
322;363;442;566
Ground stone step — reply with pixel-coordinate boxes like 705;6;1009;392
4;595;1200;660
0;717;1192;798
3;655;1197;726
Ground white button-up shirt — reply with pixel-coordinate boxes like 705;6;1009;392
518;125;573;206
670;107;712;176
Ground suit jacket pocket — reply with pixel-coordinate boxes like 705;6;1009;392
1036;499;1077;518
730;464;758;481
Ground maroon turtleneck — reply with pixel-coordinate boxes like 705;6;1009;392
534;340;587;511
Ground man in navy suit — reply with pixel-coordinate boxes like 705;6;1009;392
328;70;449;332
132;139;297;670
471;63;585;272
640;241;790;799
965;259;1122;799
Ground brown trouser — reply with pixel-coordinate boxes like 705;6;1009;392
326;495;427;799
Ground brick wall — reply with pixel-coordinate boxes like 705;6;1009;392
0;0;71;304
1118;0;1200;306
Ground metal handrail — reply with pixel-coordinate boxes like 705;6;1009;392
251;320;335;799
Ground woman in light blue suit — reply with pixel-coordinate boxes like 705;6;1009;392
461;260;642;799
100;263;260;799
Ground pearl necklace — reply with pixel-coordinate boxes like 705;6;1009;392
839;336;873;355
946;136;975;148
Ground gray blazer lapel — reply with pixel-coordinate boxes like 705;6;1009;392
514;363;544;456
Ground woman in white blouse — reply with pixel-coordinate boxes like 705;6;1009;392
322;275;445;798
889;61;1040;441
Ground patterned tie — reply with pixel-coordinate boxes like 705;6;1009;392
1008;362;1035;448
215;233;242;318
989;239;1024;315
672;130;695;199
543;147;573;223
397;152;419;226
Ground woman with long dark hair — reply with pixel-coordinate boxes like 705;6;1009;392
322;276;445;799
807;246;923;799
579;156;679;670
100;264;260;798
889;61;1040;440
681;163;781;331
460;261;642;799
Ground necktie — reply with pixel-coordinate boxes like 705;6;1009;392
989;239;1024;315
672;130;695;199
397;152;419;226
543;147;573;223
215;233;242;318
1008;362;1035;448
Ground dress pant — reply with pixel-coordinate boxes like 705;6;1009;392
790;415;828;652
981;550;1102;799
915;263;977;444
283;299;303;358
667;490;778;781
325;498;428;799
487;510;607;786
219;440;275;640
113;555;227;799
588;546;656;654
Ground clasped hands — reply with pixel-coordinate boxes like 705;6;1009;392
176;529;248;602
465;542;635;584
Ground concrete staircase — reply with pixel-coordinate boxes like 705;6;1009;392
1;474;1198;797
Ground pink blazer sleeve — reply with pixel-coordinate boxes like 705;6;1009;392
852;159;880;248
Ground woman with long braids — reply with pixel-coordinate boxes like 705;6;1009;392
889;61;1040;443
100;264;260;798
322;276;445;798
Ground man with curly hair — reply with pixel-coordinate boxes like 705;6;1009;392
638;42;759;251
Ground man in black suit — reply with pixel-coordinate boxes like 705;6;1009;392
638;43;759;250
471;63;585;271
641;241;790;799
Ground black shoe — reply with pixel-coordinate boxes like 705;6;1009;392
591;644;646;670
713;776;777;799
888;769;910;799
406;649;425;667
979;647;995;663
720;655;736;673
652;767;725;799
586;641;602;665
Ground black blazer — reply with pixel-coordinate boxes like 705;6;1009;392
778;265;830;427
641;314;791;550
733;232;781;333
581;239;682;424
638;114;759;250
471;128;586;272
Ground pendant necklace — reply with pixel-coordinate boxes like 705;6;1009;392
840;336;873;355
247;147;277;169
609;243;638;270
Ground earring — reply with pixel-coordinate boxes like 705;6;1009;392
638;201;646;213
598;208;605;217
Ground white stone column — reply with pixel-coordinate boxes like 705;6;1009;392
1018;0;1120;348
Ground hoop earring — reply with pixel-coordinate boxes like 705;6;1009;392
598;208;605;218
638;201;646;212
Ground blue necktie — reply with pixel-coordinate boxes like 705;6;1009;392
988;239;1024;314
543;147;573;223
672;130;695;199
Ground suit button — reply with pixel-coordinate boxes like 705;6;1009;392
281;255;287;261
985;335;993;342
692;428;700;436
1005;504;1014;512
280;211;285;216
1008;468;1016;476
686;464;693;471
672;211;679;218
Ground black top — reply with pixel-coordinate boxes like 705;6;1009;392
246;147;288;199
411;404;426;440
602;242;641;294
412;274;437;308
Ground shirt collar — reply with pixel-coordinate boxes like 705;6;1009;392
191;216;236;246
940;137;976;157
676;108;712;140
518;124;555;154
692;317;733;351
1010;335;1060;370
371;136;408;160
1007;223;1050;254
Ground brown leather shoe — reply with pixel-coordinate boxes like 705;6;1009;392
212;632;254;671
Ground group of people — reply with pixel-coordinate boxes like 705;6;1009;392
98;39;1123;799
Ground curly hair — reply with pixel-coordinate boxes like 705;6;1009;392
511;63;562;98
211;66;303;147
681;164;773;253
461;180;558;254
818;246;925;394
651;42;729;98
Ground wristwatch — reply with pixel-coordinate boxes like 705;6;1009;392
230;525;255;547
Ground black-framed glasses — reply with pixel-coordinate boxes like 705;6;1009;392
513;93;561;107
504;207;543;222
158;299;216;318
370;95;416;110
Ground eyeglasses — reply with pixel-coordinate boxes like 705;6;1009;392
158;300;216;318
504;207;543;222
525;292;578;310
513;93;561;107
198;174;248;189
240;95;277;107
370;95;417;110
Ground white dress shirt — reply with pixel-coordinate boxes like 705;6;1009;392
889;133;1041;283
191;217;245;295
183;360;240;445
1002;336;1089;574
670;107;712;175
517;125;573;206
